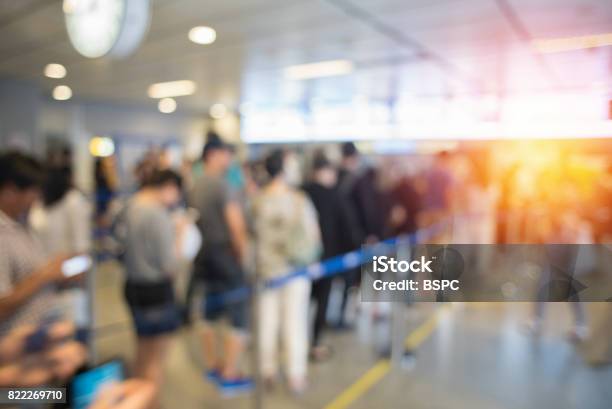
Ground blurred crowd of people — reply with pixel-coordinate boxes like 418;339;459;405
1;134;610;407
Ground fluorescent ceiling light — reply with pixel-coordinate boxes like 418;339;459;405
284;59;354;80
148;80;197;98
45;63;66;79
53;85;72;101
532;32;612;53
158;98;177;114
189;26;216;45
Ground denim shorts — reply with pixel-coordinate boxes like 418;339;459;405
125;280;181;337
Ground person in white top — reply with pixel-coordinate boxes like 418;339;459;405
29;166;92;327
30;166;91;257
252;150;321;394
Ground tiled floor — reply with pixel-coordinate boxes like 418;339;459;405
92;262;612;409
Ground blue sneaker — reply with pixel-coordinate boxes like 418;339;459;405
217;377;254;397
205;369;220;383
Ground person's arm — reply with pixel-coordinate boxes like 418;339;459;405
224;201;248;262
0;257;65;321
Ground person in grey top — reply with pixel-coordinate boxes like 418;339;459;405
187;139;253;393
124;199;176;284
121;169;183;401
191;171;232;250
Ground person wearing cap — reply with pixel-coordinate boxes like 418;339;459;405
188;139;252;395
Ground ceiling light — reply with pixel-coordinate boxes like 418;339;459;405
44;63;67;79
158;97;177;114
210;103;228;119
53;85;72;101
189;26;217;45
532;32;612;53
89;136;115;157
148;80;196;98
284;60;354;80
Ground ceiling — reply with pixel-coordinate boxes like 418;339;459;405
0;0;611;113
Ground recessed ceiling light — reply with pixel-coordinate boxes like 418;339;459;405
44;63;67;79
210;103;227;119
148;80;197;98
53;85;72;101
158;98;177;114
284;59;354;80
189;26;217;45
532;32;612;53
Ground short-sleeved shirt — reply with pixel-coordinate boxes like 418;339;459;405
252;188;321;279
123;201;176;283
190;173;232;250
0;210;55;335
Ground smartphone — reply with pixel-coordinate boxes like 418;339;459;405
62;255;93;277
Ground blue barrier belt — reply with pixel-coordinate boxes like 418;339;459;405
92;221;447;312
201;220;447;312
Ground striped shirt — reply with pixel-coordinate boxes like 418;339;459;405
0;210;56;335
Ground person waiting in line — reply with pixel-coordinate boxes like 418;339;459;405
94;155;119;227
419;151;455;241
29;165;92;329
303;151;359;362
188;139;252;395
121;170;184;402
336;142;376;329
0;152;87;389
252;149;321;394
30;165;92;257
0;151;76;336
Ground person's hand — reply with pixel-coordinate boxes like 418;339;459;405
47;321;76;342
89;382;124;409
0;325;36;363
39;255;71;284
89;379;156;409
46;340;87;382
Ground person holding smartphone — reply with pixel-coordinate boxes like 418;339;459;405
0;151;74;336
30;164;93;329
121;169;183;402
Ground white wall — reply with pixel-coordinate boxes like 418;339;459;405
0;80;247;191
0;81;43;154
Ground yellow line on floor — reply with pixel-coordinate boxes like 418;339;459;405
324;305;449;409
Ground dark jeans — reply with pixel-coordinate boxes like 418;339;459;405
311;277;333;347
